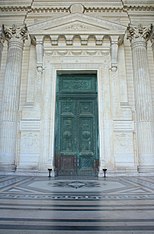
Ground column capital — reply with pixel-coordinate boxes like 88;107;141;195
150;25;154;43
0;25;5;44
4;24;28;42
127;24;153;43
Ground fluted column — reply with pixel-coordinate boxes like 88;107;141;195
127;24;154;172
0;25;5;69
0;24;27;171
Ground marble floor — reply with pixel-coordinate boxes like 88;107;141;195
0;175;154;233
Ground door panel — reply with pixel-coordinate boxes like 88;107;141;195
55;74;98;176
78;100;96;175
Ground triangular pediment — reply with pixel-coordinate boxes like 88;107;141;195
28;13;126;35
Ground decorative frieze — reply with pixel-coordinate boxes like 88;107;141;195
49;35;106;47
45;49;110;57
85;6;154;13
0;4;154;14
0;6;31;12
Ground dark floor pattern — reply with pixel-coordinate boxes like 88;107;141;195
0;175;154;233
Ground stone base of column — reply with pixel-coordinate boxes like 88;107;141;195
137;165;154;173
0;163;16;172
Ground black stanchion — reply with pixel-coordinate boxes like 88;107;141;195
103;168;107;178
48;168;52;177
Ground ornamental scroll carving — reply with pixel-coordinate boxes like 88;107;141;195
4;24;28;42
150;25;154;44
127;23;153;42
0;25;5;44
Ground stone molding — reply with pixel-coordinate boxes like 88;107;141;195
28;12;126;72
28;13;126;34
0;6;31;12
113;121;134;132
123;6;154;11
0;6;154;13
46;35;113;47
20;120;40;131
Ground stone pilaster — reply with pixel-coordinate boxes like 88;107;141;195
127;24;154;172
0;25;5;69
0;24;28;171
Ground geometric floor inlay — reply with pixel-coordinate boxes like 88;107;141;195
0;175;154;233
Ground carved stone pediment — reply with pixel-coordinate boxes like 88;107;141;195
28;13;126;36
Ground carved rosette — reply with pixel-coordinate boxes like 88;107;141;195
127;24;153;44
4;24;28;43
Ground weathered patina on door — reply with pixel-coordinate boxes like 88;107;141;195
55;74;99;176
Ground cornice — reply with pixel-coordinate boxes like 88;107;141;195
0;5;154;13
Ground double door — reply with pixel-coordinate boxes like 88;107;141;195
55;74;98;176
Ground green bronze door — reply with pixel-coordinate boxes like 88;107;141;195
55;74;99;176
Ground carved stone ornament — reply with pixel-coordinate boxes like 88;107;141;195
4;24;28;41
127;23;153;42
0;25;5;43
70;4;84;14
150;25;154;44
